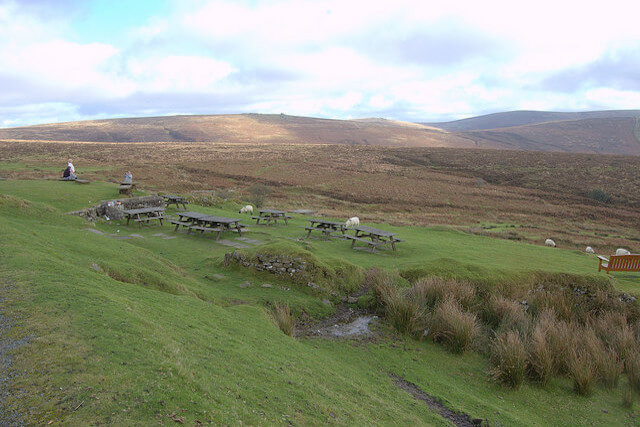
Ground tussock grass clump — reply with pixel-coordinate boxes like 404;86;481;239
623;385;634;409
271;302;294;337
592;313;636;361
528;322;554;385
568;348;597;396
429;297;479;353
410;276;476;310
484;295;530;335
367;268;399;309
384;290;426;338
625;347;640;393
490;330;527;388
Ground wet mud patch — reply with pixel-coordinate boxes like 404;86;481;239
390;373;485;427
295;306;378;339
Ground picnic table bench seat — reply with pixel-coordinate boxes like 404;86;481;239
344;235;384;253
598;254;640;273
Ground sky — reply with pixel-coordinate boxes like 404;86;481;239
1;0;639;128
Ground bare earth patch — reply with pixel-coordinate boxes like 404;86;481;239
390;373;485;426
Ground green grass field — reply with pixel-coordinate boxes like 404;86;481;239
1;180;639;425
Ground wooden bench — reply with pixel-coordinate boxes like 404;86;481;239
134;214;164;225
344;235;384;253
598;254;640;273
169;219;192;231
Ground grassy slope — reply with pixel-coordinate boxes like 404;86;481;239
1;180;638;425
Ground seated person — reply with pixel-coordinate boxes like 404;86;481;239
62;165;77;180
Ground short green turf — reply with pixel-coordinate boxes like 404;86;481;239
1;180;638;425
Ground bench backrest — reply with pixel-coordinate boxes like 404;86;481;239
609;255;640;271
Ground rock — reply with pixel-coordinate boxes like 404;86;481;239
321;299;331;306
347;296;358;304
90;262;101;272
239;281;251;288
261;283;273;288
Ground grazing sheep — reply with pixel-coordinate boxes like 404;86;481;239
345;217;360;228
545;239;556;247
239;205;254;214
585;246;595;254
616;248;631;256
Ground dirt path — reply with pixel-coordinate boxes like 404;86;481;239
0;279;27;426
390;373;485;427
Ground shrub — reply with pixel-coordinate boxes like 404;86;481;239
587;188;611;204
528;323;554;385
429;297;479;353
490;330;527;388
271;302;294;337
568;348;597;396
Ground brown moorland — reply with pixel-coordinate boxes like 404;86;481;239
1;139;639;252
1;112;639;154
0;114;477;148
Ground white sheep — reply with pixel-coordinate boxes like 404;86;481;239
345;217;360;228
239;205;254;214
585;246;595;254
545;239;556;247
616;248;631;256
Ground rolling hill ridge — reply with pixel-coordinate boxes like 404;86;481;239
1;111;640;155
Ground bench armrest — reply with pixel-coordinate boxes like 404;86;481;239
597;255;609;262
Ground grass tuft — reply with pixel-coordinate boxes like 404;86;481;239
271;302;294;337
568;348;597;396
429;297;478;353
490;330;527;388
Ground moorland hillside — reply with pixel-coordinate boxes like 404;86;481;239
2;110;639;154
0;114;477;148
425;109;640;131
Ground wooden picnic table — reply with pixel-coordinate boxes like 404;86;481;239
344;225;404;253
163;194;188;209
170;211;246;239
252;209;292;226
304;218;346;239
123;207;165;226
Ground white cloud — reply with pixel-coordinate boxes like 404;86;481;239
1;0;640;126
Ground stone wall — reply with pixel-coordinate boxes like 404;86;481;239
224;251;308;281
66;195;164;221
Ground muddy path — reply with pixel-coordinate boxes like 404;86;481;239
390;373;485;426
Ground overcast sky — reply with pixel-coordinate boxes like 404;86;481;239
1;0;639;128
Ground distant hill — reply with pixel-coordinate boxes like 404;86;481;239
425;110;640;132
0;114;476;149
459;117;640;155
2;111;640;155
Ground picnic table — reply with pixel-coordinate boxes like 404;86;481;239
344;225;404;253
252;209;292;226
170;211;246;239
123;207;165;226
163;194;188;209
304;218;346;239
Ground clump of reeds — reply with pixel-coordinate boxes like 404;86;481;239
271;302;294;337
429;297;479;353
490;330;527;388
